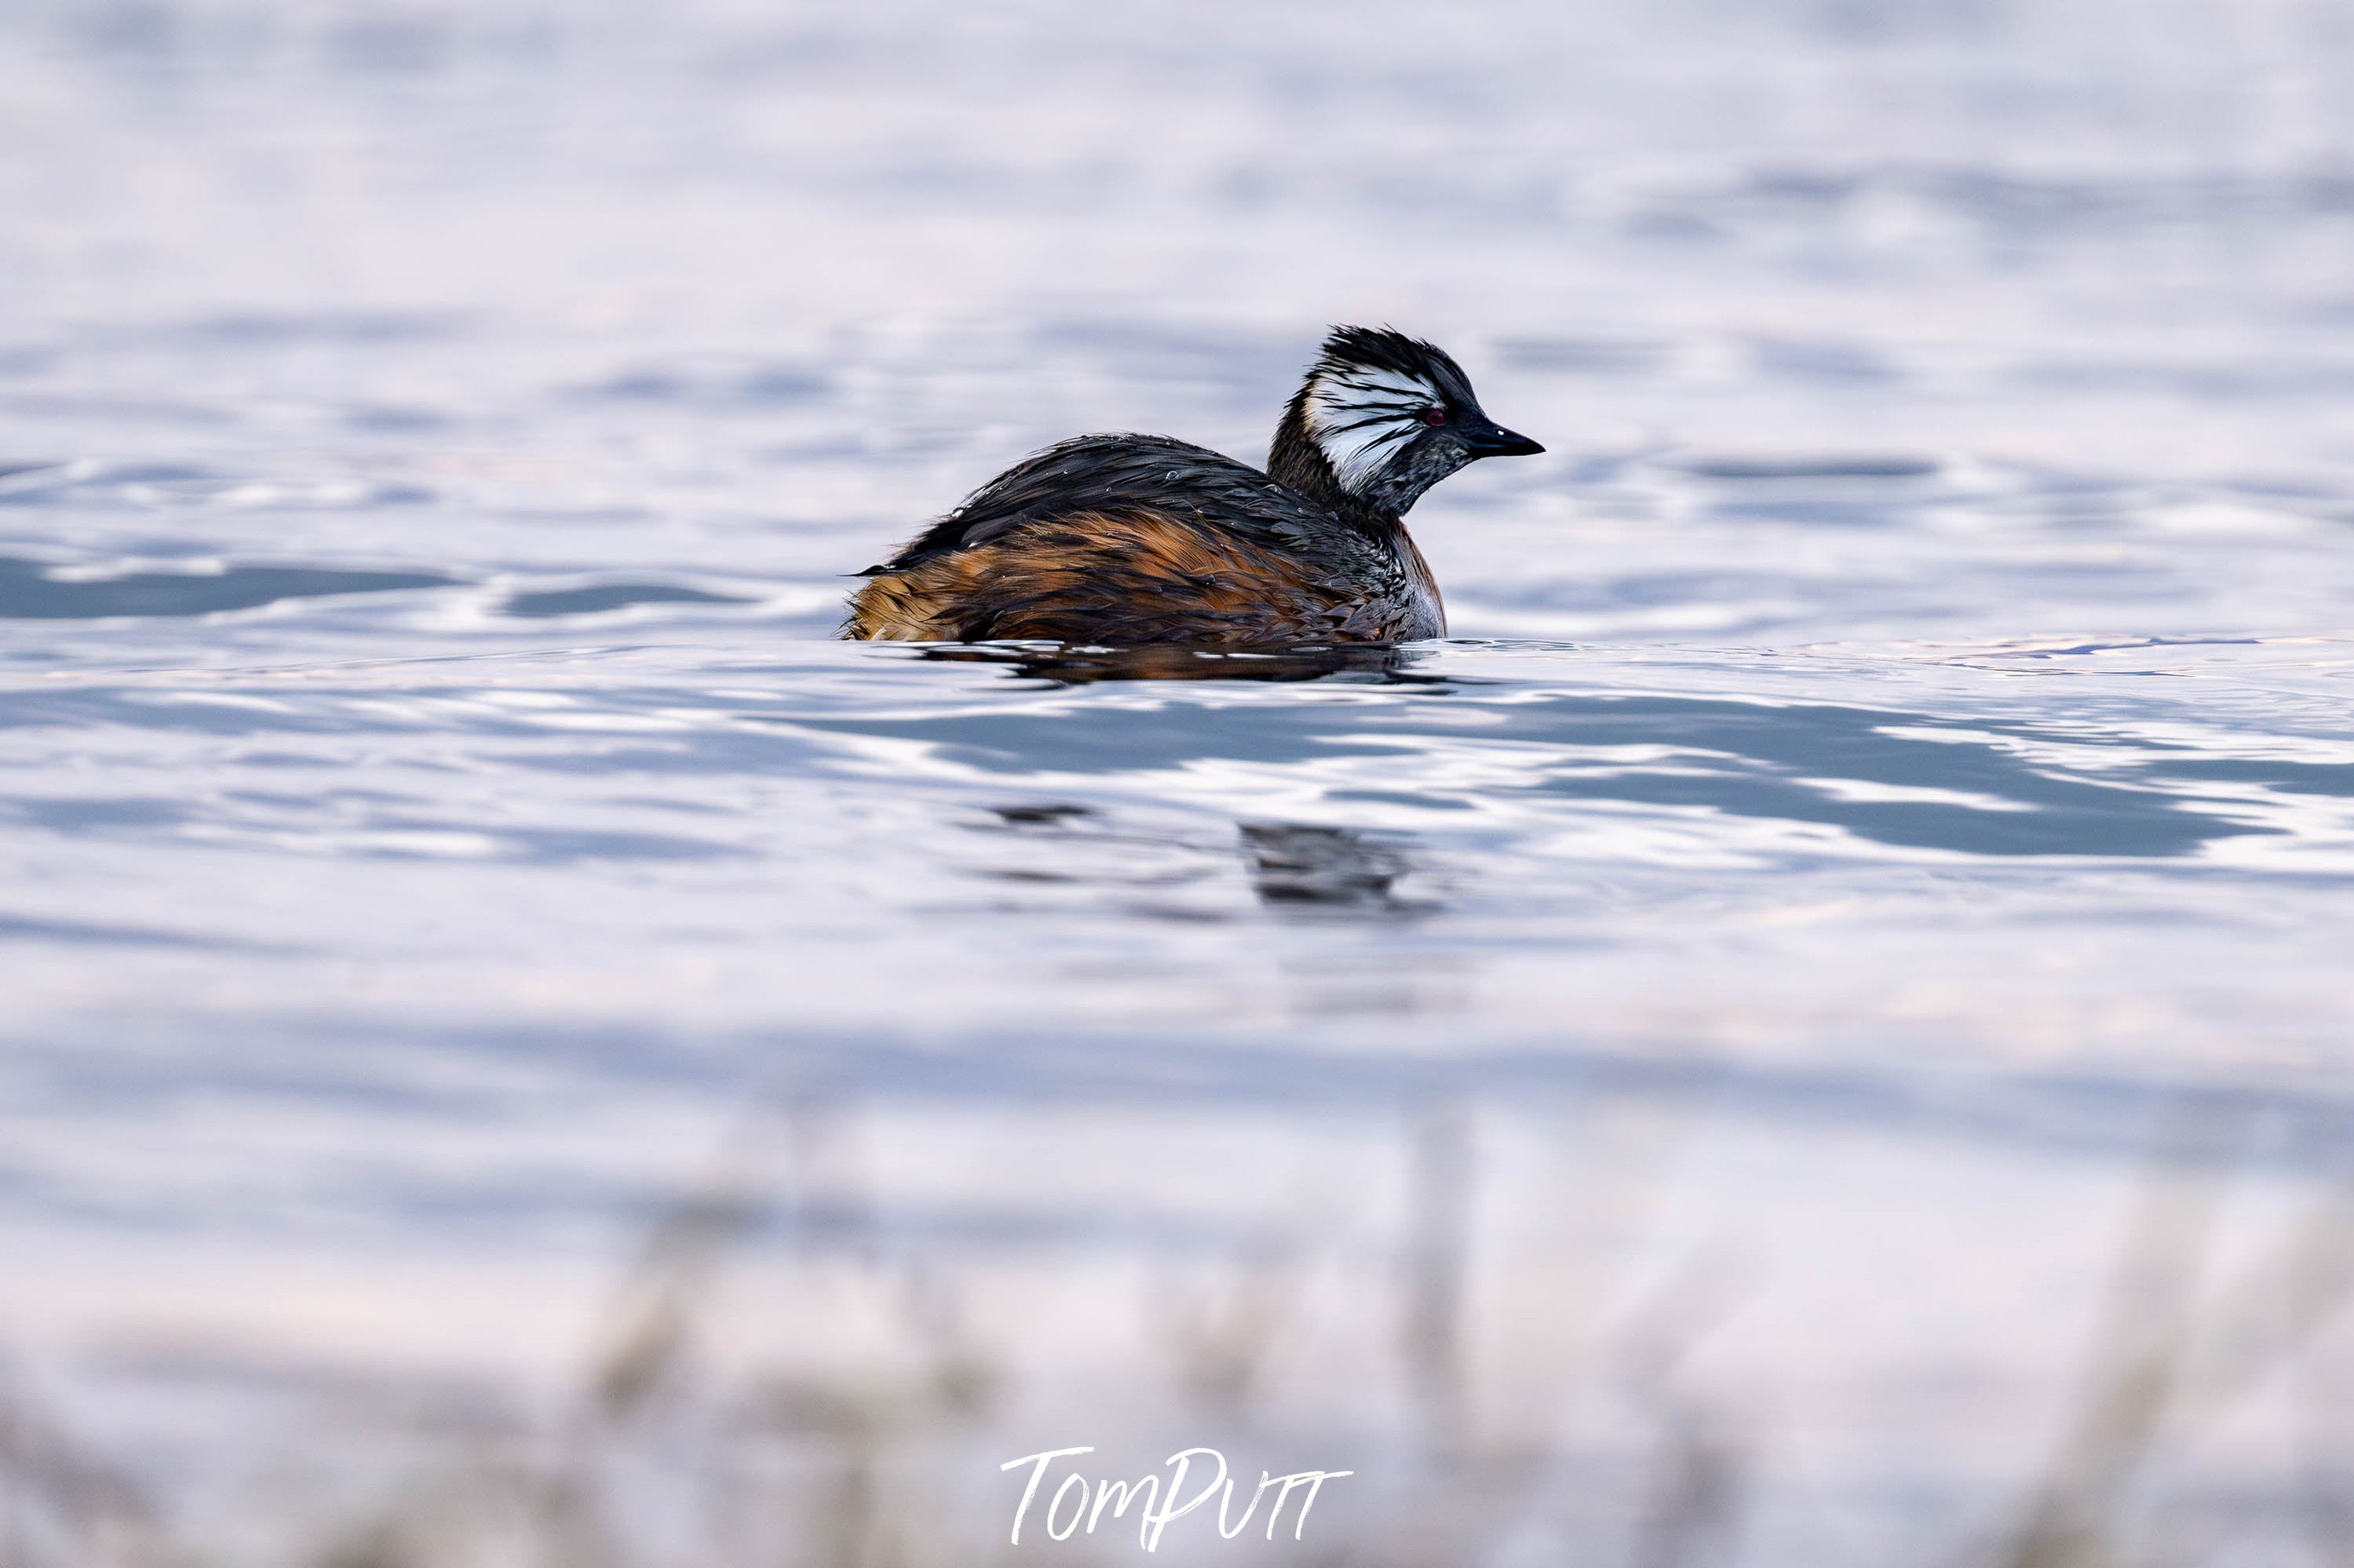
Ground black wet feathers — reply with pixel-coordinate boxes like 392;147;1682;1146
859;434;1351;578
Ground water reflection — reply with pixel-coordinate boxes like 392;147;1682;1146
799;684;2246;859
909;641;1440;685
0;555;454;618
500;582;750;618
1240;822;1427;916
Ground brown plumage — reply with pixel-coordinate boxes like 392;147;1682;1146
851;509;1442;645
844;326;1540;647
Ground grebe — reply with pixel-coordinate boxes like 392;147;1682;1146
843;326;1542;646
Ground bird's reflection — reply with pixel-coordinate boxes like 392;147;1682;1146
910;641;1442;685
963;806;1432;919
1240;822;1428;916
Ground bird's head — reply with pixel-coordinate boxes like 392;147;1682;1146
1271;325;1543;517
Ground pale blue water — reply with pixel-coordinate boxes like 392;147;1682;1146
7;2;2354;1563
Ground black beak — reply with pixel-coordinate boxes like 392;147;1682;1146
1458;417;1545;458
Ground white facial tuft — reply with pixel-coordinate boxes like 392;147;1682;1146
1303;364;1439;492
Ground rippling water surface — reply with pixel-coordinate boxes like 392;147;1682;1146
9;1;2354;1562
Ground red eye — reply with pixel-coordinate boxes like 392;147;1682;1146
1421;407;1447;427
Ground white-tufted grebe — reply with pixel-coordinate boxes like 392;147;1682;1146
844;326;1542;646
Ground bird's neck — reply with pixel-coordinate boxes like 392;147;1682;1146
1268;401;1399;533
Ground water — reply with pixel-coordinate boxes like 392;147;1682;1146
9;1;2354;1563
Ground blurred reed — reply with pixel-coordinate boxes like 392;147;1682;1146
2;1091;2352;1568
